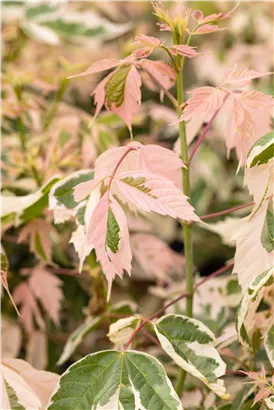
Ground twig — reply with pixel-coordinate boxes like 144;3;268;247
189;93;229;162
123;262;234;351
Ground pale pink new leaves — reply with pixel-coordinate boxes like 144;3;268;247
87;193;132;298
73;142;198;297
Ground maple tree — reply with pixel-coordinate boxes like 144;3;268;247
1;2;274;410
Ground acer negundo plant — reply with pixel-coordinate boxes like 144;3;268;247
2;2;274;409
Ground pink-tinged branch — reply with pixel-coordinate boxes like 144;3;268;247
108;146;136;191
189;93;229;162
123;261;234;351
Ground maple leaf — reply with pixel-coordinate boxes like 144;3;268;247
133;34;163;58
131;233;185;284
29;266;63;325
140;59;176;100
115;170;199;221
18;218;54;261
13;282;45;334
180;86;225;121
193;24;226;35
170;44;202;58
68;59;121;79
93;65;142;136
1;358;59;410
223;64;271;87
87;192;132;299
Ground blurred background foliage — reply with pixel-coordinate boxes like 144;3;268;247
1;1;273;399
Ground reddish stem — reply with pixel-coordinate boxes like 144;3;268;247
189;93;229;162
108;146;136;192
123;262;234;351
141;327;162;348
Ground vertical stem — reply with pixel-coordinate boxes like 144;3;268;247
43;78;69;130
173;31;194;396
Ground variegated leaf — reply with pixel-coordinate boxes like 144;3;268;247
153;314;229;399
236;268;274;347
264;323;274;367
48;350;183;410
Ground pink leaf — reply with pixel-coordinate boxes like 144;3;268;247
73;177;102;202
137;144;186;187
194;24;226;35
18;219;54;261
134;34;163;58
180;86;225;121
170;44;201;58
92;71;113;119
2;358;59;410
87;193;132;299
13;283;45;334
140;59;176;96
202;5;238;23
224;64;271;87
29;266;63;325
131;233;185;284
108;66;142;136
239;90;273;111
115;170;199;221
68;59;121;79
191;10;204;22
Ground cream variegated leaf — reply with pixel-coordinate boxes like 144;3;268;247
48;350;183;410
264;323;274;367
236;267;274;347
153;314;229;399
107;315;141;346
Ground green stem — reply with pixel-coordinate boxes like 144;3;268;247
173;30;194;397
43;78;69;130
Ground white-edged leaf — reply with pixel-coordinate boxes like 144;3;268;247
49;170;94;224
1;176;59;226
264;323;274;367
153;314;229;399
246;132;274;169
107;315;141;346
236;267;274;346
48;350;183;410
57;316;102;365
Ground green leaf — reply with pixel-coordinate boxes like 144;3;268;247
41;19;106;39
236;268;274;346
264;323;274;367
261;200;274;252
106;206;120;253
52;170;94;209
246;131;274;168
57;316;102;366
3;379;26;410
153;314;229;399
105;65;131;108
231;384;256;410
48;350;182;410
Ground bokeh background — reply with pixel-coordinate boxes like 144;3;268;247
1;0;273;384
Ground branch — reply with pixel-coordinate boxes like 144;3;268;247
123;261;234;351
189;93;229;162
